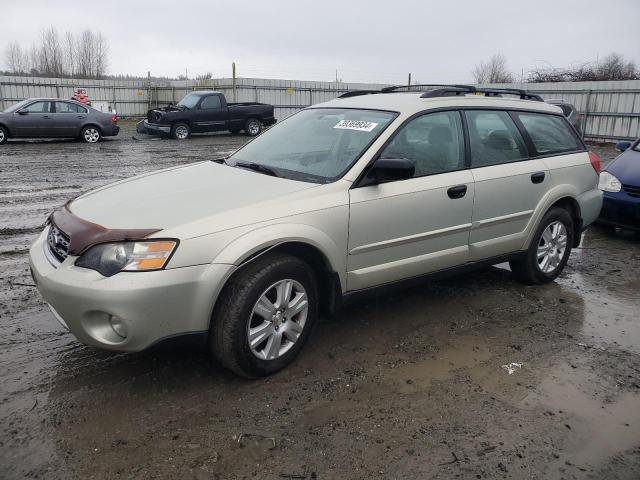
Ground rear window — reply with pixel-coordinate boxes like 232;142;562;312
465;110;528;167
515;112;582;155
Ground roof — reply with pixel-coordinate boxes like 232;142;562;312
187;90;222;96
315;92;563;117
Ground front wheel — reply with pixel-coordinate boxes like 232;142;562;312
509;207;574;284
210;253;318;377
171;122;191;140
81;126;101;143
245;118;262;137
0;125;8;145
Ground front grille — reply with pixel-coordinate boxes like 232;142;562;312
47;223;71;263
623;184;640;198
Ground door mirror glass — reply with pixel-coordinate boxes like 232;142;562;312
616;141;631;152
362;157;415;186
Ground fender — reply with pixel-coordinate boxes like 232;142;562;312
212;223;347;291
521;183;581;249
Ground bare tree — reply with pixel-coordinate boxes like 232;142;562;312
39;26;64;76
63;31;76;76
527;53;639;82
4;42;28;73
472;54;515;84
93;32;109;77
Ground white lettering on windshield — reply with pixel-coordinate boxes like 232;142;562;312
333;120;378;132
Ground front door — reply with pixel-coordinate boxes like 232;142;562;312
464;110;550;260
192;95;226;133
347;110;474;291
12;101;53;137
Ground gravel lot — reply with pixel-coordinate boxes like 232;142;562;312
1;125;639;480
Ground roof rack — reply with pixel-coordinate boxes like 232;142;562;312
338;84;544;102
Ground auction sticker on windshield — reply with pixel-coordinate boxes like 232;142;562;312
334;120;379;132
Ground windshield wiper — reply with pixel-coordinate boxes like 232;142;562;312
211;156;229;165
234;161;280;178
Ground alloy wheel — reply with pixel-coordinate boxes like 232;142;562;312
247;121;260;135
83;128;100;143
247;279;309;360
537;220;568;274
175;126;189;139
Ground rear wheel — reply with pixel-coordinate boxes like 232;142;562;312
245;118;262;137
510;207;574;284
0;126;8;145
81;126;101;143
210;253;318;377
171;122;191;140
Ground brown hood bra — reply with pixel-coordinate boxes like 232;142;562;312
50;202;161;256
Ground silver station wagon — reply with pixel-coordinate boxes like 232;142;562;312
29;85;603;377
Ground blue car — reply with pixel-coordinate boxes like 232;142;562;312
598;139;640;231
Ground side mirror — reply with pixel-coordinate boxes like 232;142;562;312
17;109;29;115
616;141;631;152
361;157;415;186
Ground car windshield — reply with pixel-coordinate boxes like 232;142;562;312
228;108;397;183
634;142;640;153
177;93;201;110
3;99;30;113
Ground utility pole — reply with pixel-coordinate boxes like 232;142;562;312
335;69;338;83
408;73;412;87
232;62;237;102
147;71;151;111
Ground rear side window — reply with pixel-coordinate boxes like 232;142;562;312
466;110;528;167
516;112;582;155
55;102;87;113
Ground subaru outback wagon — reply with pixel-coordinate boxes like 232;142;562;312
29;85;603;377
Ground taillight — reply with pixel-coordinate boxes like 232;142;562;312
588;151;601;175
111;114;118;124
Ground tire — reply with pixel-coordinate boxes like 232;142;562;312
229;129;241;135
171;122;191;140
0;125;8;145
509;207;574;285
211;253;319;378
81;126;101;143
245;118;262;137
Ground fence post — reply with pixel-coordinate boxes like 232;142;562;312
582;89;592;140
0;82;4;110
309;88;312;107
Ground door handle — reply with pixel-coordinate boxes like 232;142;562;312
447;184;467;199
77;115;86;119
531;172;545;184
43;115;51;119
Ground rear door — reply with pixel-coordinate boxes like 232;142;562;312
192;94;226;132
465;109;549;260
347;110;474;291
52;101;88;136
12;101;53;137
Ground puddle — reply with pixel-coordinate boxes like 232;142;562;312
523;362;640;468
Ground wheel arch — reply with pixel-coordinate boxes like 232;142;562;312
524;185;584;249
0;122;11;136
81;123;103;134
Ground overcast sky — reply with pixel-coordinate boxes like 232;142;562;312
1;0;638;84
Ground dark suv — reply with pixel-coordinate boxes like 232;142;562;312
546;99;582;134
0;98;120;144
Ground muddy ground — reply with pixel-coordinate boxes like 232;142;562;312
0;126;639;480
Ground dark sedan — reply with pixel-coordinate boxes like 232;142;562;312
598;139;640;231
0;98;119;144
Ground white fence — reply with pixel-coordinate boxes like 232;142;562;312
1;75;639;141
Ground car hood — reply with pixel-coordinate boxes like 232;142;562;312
607;148;640;185
69;162;319;234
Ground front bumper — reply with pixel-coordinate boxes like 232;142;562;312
29;228;235;352
599;191;640;231
142;120;171;135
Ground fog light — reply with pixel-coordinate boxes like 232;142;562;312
109;315;128;339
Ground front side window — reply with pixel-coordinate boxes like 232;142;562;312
177;93;201;110
515;112;582;155
466;110;528;167
23;101;51;113
380;111;464;177
55;102;86;113
200;95;221;110
228;108;397;183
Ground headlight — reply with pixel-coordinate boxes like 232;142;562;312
75;240;178;277
598;171;622;192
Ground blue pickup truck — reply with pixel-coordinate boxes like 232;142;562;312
138;91;276;139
